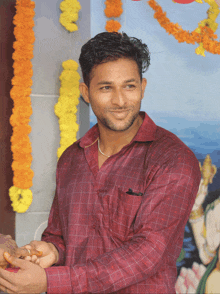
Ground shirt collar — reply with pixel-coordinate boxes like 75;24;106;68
79;111;157;148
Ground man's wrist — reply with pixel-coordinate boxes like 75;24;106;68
48;242;59;264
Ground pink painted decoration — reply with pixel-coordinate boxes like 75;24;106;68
173;0;195;3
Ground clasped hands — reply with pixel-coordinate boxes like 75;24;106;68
0;238;59;294
15;241;59;269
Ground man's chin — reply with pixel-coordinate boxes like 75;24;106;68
105;121;135;132
99;111;140;132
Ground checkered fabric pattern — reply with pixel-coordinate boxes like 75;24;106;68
42;112;201;293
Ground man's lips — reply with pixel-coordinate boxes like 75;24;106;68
110;110;127;112
109;110;129;119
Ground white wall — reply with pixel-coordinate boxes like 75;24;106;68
15;0;90;247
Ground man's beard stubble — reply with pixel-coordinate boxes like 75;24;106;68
100;108;139;132
88;90;142;132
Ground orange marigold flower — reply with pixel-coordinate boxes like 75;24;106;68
104;0;123;18
10;88;32;99
105;20;121;32
13;172;34;190
11;76;33;87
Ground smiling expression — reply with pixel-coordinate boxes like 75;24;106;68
80;58;147;132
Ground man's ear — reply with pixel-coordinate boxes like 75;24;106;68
141;78;147;99
79;83;90;104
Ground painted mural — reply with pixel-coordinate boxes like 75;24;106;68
91;0;220;293
175;155;219;294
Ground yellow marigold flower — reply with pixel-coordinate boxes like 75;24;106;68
55;60;80;159
59;0;81;32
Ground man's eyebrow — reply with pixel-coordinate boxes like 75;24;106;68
124;79;138;83
97;79;138;85
97;81;112;85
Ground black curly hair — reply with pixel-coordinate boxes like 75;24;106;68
79;32;150;87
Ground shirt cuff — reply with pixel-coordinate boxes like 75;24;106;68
45;264;89;294
45;266;72;294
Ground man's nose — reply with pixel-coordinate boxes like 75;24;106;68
111;88;126;107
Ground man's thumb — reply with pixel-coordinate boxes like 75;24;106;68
4;252;24;269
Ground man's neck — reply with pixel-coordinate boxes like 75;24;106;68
98;114;143;157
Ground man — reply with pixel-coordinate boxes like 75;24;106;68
0;32;201;293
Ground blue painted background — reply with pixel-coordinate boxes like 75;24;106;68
90;0;220;192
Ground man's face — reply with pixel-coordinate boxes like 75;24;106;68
80;58;147;132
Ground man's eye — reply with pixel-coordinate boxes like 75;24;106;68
126;84;135;89
100;86;110;90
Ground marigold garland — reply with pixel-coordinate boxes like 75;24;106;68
105;0;123;32
105;20;122;32
104;0;123;17
54;60;80;159
59;0;81;32
148;0;220;56
9;0;35;213
195;0;220;56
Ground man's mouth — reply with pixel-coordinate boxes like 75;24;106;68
110;109;129;119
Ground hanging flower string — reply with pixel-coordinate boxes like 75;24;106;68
105;0;123;32
105;19;122;32
57;1;80;160
54;60;80;159
9;0;35;213
59;0;81;32
148;0;220;56
195;0;220;56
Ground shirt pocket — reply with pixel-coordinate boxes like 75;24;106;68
109;188;142;241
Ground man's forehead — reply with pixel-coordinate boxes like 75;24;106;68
96;78;139;85
91;64;140;83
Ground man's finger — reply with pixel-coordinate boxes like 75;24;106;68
29;240;39;247
0;266;16;286
29;249;43;257
23;256;32;261
31;255;38;263
3;252;27;270
36;259;40;265
0;284;11;293
0;264;7;270
0;284;14;294
13;247;42;258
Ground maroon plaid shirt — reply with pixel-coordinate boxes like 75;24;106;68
42;111;201;294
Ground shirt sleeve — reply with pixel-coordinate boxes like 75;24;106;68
41;147;74;265
45;148;201;294
41;187;66;266
41;156;66;266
